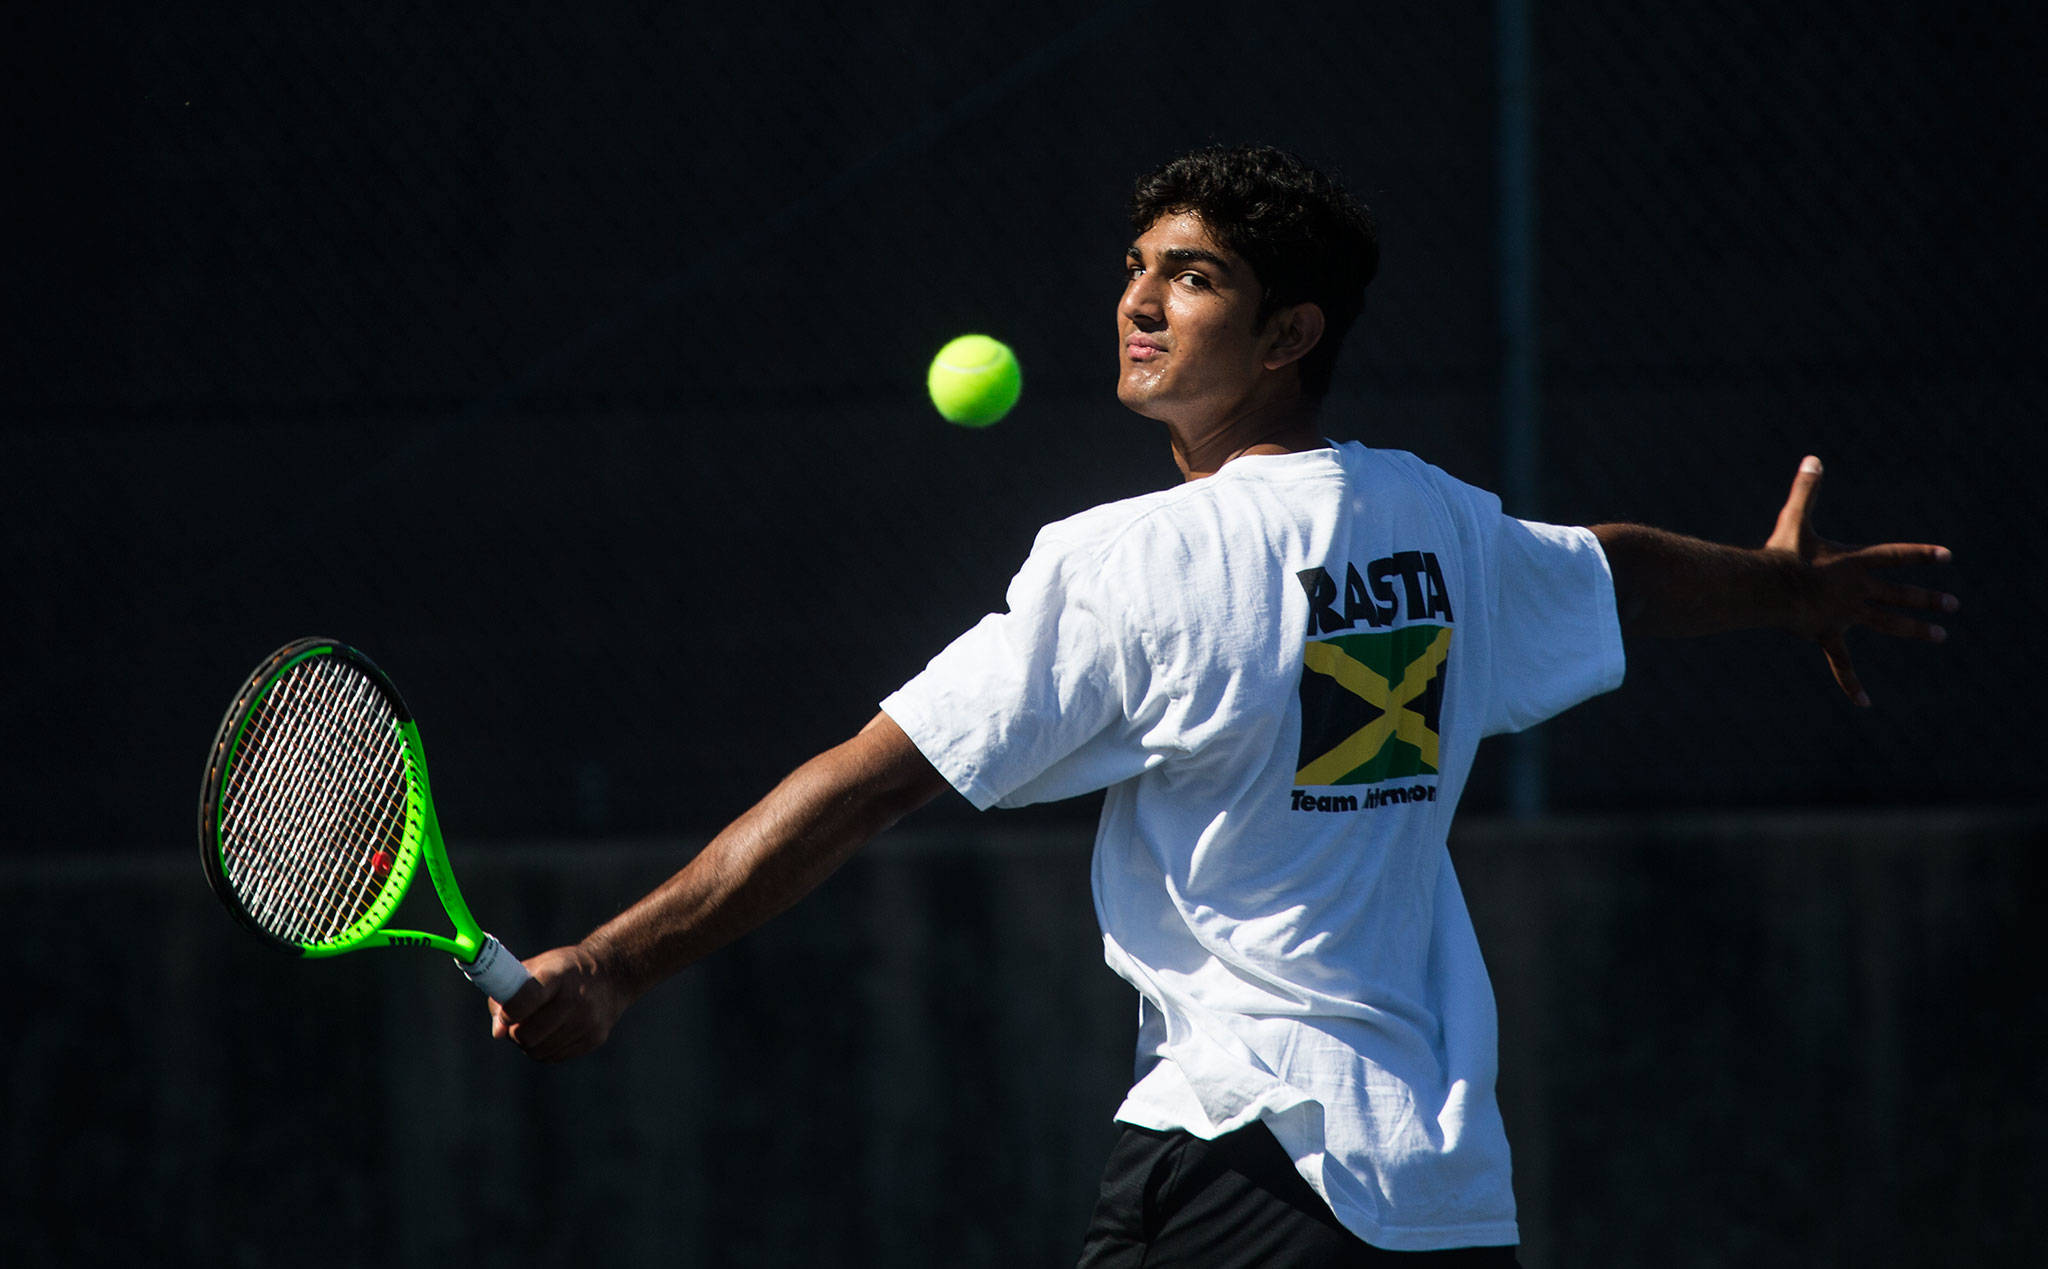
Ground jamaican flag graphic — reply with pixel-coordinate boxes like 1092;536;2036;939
1295;625;1451;785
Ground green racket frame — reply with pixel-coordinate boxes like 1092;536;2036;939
200;639;524;997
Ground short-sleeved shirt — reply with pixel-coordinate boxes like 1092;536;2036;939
881;441;1625;1251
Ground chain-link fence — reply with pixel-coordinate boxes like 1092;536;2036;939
9;1;2040;854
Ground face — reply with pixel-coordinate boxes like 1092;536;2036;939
1116;212;1280;426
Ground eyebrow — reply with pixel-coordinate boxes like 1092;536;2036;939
1128;243;1235;275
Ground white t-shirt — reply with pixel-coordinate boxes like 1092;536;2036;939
880;441;1625;1251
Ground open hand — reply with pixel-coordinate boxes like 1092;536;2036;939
1764;455;1957;707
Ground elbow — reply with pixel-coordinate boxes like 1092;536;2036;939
846;713;951;825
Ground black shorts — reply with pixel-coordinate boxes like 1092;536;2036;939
1076;1121;1521;1268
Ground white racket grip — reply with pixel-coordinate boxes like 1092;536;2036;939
456;934;535;1003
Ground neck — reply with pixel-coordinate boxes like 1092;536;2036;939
1168;396;1323;481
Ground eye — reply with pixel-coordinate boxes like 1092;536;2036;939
1177;271;1212;290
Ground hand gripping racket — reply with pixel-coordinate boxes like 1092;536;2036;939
198;637;534;1004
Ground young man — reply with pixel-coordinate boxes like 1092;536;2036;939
491;147;1954;1263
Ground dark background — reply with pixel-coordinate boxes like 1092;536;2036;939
7;2;2043;1265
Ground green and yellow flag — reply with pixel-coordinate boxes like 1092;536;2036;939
1294;625;1450;786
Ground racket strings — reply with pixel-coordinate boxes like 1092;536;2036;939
218;658;410;945
247;672;396;924
231;670;403;941
253;667;406;938
225;671;388;938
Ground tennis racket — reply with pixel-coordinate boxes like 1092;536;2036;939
198;636;533;1004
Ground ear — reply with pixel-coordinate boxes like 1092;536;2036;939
1261;302;1325;372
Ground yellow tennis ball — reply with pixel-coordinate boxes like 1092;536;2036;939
927;334;1021;427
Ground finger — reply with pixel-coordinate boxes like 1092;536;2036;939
1869;581;1961;615
1857;607;1950;643
506;997;574;1052
521;1016;599;1064
1844;542;1953;569
533;1025;602;1064
1766;455;1824;551
1821;634;1870;707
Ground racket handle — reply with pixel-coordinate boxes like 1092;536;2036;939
455;934;535;1004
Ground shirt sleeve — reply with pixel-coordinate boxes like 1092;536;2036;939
880;526;1164;810
1481;515;1627;736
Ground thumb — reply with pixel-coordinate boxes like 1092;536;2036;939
1767;454;1823;552
496;974;548;1025
489;973;547;1039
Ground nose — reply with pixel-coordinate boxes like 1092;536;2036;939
1120;270;1165;330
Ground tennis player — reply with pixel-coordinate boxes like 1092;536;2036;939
491;146;1954;1264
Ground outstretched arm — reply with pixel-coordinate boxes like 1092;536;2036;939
1590;456;1956;707
489;711;950;1061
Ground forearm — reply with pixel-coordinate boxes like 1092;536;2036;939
1590;523;1809;638
582;713;945;1000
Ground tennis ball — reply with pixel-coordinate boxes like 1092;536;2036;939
927;334;1021;427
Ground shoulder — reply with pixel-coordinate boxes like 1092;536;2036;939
1359;445;1503;515
1036;444;1356;559
1019;483;1214;579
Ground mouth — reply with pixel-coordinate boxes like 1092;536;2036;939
1125;335;1167;362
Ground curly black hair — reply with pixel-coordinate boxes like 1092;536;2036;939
1130;146;1379;399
